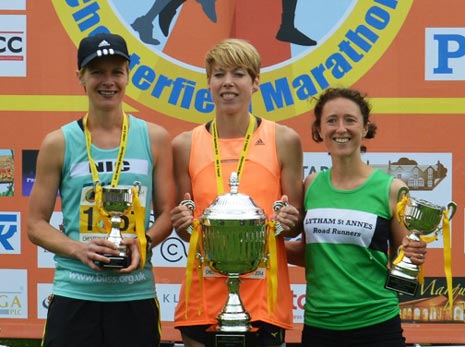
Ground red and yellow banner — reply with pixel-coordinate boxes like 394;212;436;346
1;0;465;344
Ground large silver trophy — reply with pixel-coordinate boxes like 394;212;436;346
184;172;283;347
385;186;457;295
96;182;140;269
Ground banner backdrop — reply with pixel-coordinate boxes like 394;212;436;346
1;0;465;344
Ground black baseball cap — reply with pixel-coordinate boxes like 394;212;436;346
77;33;130;69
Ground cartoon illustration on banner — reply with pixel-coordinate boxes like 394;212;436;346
51;0;413;121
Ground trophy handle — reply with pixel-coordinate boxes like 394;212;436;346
133;181;141;194
446;201;457;220
396;186;410;226
272;200;288;236
180;199;195;211
180;199;196;234
397;186;409;202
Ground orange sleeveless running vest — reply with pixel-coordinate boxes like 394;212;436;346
174;118;294;330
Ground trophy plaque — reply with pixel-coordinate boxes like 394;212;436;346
385;187;457;295
95;183;138;269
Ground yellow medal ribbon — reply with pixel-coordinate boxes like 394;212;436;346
84;113;129;189
83;114;147;269
84;113;129;223
211;114;256;194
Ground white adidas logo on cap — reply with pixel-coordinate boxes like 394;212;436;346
98;40;111;47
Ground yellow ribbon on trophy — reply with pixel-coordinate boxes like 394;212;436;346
394;194;454;311
132;187;148;269
395;193;408;229
441;210;453;311
266;220;279;314
184;219;203;317
93;183;111;232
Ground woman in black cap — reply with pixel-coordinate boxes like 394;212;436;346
27;33;175;347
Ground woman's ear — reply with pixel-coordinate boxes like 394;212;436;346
252;75;260;93
76;70;87;92
76;70;84;85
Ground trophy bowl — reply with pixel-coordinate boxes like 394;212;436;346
102;185;135;214
199;173;267;333
403;198;448;235
201;199;266;276
385;187;457;295
96;184;137;269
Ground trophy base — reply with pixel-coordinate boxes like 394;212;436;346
385;273;418;296
95;254;130;269
206;326;257;347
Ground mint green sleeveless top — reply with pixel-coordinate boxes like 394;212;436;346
53;115;156;301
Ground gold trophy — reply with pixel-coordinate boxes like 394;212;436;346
385;187;457;295
96;182;140;269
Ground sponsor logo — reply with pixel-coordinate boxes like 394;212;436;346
152;229;189;268
425;28;465;80
399;277;465;323
156;283;181;321
0;0;26;10
0;15;26;76
37;283;53;319
0;150;14;196
0;269;27;318
291;284;306;323
158;236;188;263
0;212;20;254
22;150;38;197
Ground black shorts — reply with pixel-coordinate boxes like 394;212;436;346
42;295;161;347
302;315;406;347
178;321;285;346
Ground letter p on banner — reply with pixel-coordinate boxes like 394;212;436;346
425;28;465;80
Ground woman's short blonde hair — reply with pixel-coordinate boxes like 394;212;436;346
205;38;261;81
